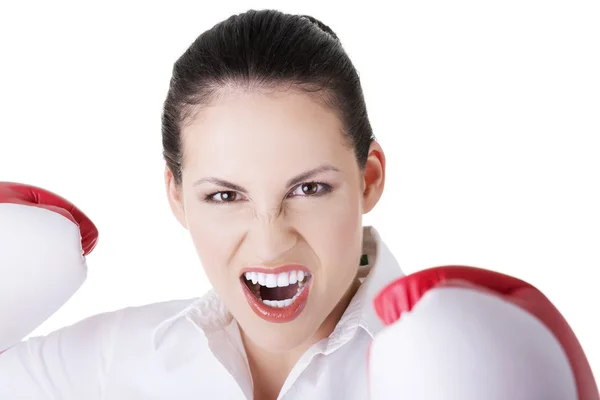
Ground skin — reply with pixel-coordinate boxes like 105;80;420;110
165;87;385;399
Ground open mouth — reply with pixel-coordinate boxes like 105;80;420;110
242;269;311;308
240;266;313;323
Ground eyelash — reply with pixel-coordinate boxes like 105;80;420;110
204;181;333;205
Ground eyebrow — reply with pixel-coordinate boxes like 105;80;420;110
193;177;247;192
193;163;340;193
286;164;340;187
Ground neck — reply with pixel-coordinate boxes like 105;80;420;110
241;277;361;399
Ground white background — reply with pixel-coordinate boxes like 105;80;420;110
1;0;599;377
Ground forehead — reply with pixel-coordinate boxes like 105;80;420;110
181;89;353;172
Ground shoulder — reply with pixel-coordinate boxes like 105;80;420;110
16;297;199;347
0;297;206;398
103;297;201;338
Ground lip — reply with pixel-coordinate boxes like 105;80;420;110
240;264;312;323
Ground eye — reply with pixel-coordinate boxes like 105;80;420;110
206;191;245;203
289;182;331;197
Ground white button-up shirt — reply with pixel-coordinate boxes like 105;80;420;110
0;227;404;399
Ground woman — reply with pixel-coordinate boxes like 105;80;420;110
0;8;596;400
159;9;395;399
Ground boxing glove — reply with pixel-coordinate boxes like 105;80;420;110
0;182;98;352
368;266;598;400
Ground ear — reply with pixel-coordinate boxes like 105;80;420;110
164;166;188;229
362;140;386;214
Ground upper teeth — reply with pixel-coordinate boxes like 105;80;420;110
244;270;306;288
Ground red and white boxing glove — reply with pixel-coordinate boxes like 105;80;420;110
368;266;598;400
0;182;98;352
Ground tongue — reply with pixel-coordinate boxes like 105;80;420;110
260;283;299;301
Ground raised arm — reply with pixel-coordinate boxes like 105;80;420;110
0;181;97;352
368;266;599;400
0;182;116;399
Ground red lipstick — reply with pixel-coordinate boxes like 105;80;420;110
240;264;312;323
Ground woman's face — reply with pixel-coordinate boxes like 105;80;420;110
166;88;385;351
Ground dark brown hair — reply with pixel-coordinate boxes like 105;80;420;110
162;9;375;185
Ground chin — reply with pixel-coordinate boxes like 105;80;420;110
240;313;322;353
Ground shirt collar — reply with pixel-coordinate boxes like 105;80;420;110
152;225;404;352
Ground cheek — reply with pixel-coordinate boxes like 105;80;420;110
314;203;362;272
289;187;363;283
183;204;250;283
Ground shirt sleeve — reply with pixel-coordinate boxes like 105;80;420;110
0;309;124;400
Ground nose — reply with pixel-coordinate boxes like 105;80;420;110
248;208;297;265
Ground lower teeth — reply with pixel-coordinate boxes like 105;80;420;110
261;285;306;308
247;277;308;309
